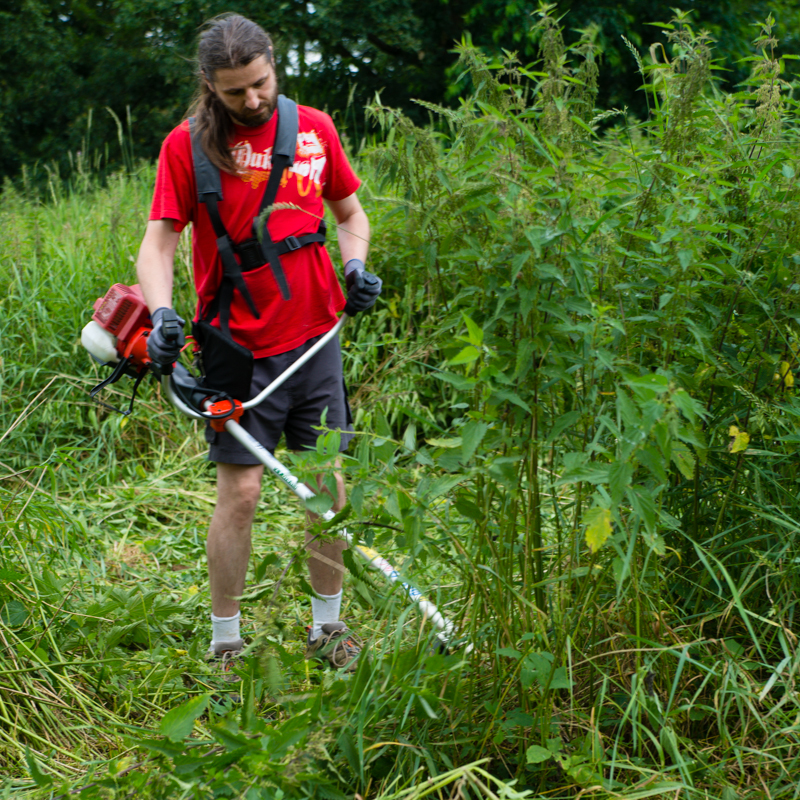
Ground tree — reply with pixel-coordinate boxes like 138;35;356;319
1;0;797;179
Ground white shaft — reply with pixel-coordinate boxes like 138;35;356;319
162;312;461;649
222;418;455;645
241;315;347;409
162;315;348;420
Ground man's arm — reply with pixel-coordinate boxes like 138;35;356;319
136;219;182;313
327;192;380;315
326;193;370;265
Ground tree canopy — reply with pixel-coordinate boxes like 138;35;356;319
1;0;798;178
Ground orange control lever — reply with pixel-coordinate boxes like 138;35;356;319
207;398;244;431
120;327;152;370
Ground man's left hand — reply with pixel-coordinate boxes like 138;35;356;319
344;259;382;315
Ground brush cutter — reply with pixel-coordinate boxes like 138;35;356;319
82;283;461;651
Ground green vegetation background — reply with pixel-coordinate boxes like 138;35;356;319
3;4;800;799
3;0;800;179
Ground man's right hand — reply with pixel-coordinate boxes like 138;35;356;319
147;307;186;366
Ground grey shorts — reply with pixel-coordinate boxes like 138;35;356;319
206;331;354;464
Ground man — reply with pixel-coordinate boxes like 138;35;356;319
136;13;380;672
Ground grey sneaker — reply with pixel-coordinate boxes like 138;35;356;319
205;639;245;683
305;623;363;672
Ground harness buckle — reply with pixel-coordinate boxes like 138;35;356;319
236;238;264;272
284;235;301;252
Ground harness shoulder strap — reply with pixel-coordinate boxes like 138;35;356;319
254;95;298;300
189;98;307;323
190;116;260;327
189;117;223;203
273;94;298;168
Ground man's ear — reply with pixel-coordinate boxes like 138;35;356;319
202;69;215;94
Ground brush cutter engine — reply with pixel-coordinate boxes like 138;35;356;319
81;288;462;650
81;284;156;415
82;283;237;421
83;284;152;365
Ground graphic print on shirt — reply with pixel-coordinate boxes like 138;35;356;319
232;130;327;195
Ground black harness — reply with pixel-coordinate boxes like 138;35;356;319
189;94;326;334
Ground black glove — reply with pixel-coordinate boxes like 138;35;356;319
343;259;382;316
147;307;186;368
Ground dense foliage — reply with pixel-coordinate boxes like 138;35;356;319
2;0;800;178
2;7;800;798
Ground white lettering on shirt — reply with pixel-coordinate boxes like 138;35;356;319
231;131;326;189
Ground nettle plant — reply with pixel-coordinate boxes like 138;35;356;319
344;5;800;788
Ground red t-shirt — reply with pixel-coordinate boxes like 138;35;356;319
150;104;361;357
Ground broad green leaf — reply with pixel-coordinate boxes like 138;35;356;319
385;490;405;521
558;452;610;485
550;666;572;689
160;693;210;742
448;345;480;365
626;373;670;398
671;442;696;479
425;437;462;449
488;457;521;488
628;487;657;535
526;745;552;764
134;738;186;757
728;426;750;453
0;568;27;583
636;445;668;485
495;647;521;659
608;460;634;503
489;389;531;413
374;409;394;462
454;493;482;521
515;337;535;380
546;410;581;442
775;361;794;388
616;388;642;427
338;730;361;776
402;422;417;451
426;474;465;500
462;313;483;346
1;601;28;627
434;371;477;391
461;420;488;463
672;388;705;422
208;723;251;750
584;507;612;553
305;493;334;515
511;251;530;281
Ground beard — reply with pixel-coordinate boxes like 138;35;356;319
227;84;279;128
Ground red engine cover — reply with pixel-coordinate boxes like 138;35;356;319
92;284;151;344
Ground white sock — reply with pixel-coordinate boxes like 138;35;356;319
210;611;241;649
311;590;342;639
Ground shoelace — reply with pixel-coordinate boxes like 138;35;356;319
326;631;362;667
219;649;243;676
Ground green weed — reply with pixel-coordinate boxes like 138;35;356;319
3;7;800;798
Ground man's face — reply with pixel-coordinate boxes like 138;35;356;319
206;54;279;128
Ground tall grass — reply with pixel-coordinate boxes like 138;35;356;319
343;8;800;796
2;7;800;798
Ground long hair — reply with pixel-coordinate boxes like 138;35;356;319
189;14;274;175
